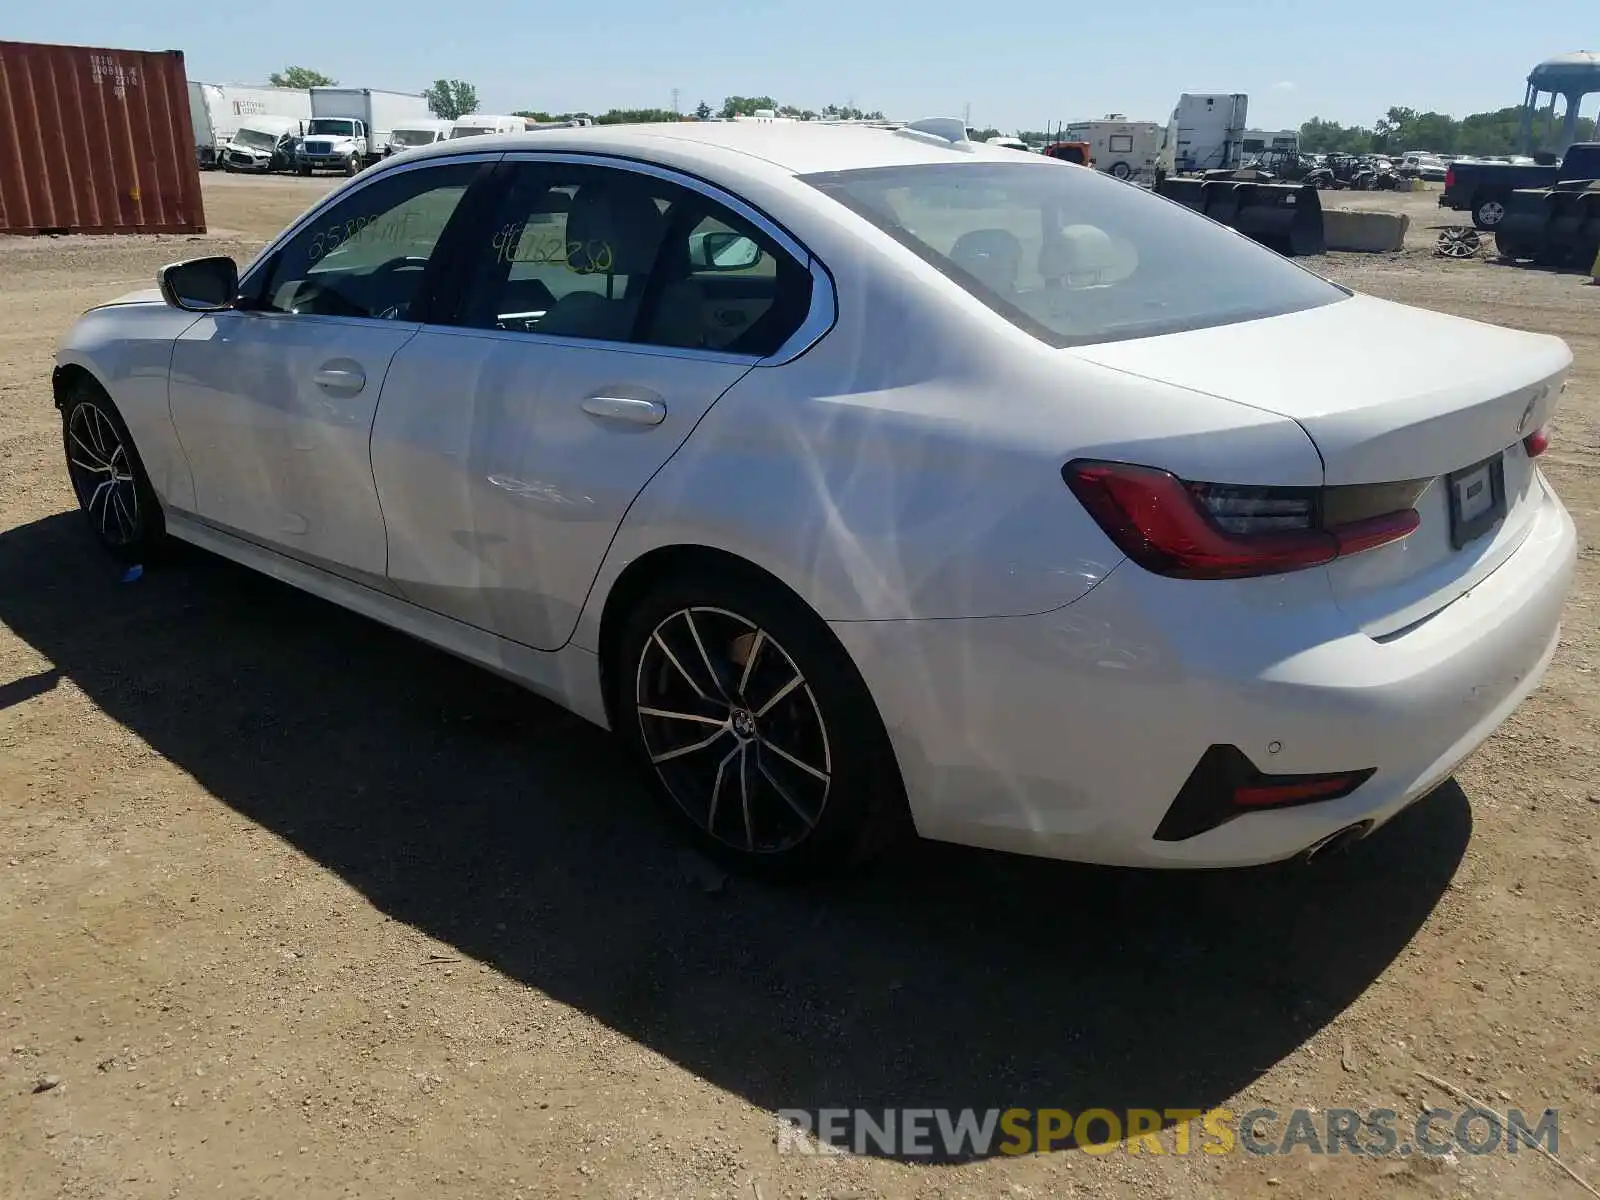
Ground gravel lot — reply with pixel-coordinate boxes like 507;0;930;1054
2;174;1598;1200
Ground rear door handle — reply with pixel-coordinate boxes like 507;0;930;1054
581;395;666;426
313;364;366;393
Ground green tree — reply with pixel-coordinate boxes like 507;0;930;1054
426;79;479;120
593;108;680;124
694;100;712;120
268;66;336;88
720;95;777;118
1300;102;1596;157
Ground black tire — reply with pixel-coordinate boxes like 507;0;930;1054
1108;161;1132;180
60;379;166;562
1496;233;1536;260
1473;193;1508;229
298;164;313;177
615;568;908;879
346;154;362;176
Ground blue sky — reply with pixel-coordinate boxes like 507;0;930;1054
10;2;1596;132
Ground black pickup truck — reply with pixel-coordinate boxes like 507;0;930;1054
1441;143;1600;228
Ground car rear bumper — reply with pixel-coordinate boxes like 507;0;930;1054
831;474;1575;868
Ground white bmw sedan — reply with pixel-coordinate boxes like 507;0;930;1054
54;121;1576;875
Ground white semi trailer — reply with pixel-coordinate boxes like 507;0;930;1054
188;83;311;168
1162;93;1249;173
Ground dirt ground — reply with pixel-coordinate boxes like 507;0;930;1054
1;173;1598;1200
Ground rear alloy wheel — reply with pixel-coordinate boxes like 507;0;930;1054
1474;196;1506;228
62;384;165;561
619;575;905;876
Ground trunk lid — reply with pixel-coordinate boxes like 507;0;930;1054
1070;294;1570;635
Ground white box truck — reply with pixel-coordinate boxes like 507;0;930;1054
1163;93;1249;173
299;87;433;175
188;82;311;168
1063;115;1165;181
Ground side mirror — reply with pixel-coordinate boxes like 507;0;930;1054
692;230;762;271
157;256;238;312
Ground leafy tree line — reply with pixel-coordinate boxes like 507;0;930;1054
515;96;888;125
1299;104;1596;156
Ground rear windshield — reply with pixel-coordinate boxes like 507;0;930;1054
801;161;1346;347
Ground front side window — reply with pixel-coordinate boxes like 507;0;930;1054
251;162;481;320
454;162;811;353
802;161;1345;347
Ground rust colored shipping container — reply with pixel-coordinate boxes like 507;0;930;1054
0;40;205;235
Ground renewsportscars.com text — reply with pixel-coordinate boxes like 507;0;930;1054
776;1106;1559;1159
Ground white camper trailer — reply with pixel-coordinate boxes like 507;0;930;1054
188;83;311;168
1242;128;1301;157
1062;115;1164;180
1163;93;1250;173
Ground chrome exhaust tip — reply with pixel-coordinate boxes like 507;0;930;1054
1302;821;1371;864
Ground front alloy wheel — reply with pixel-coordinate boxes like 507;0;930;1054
636;606;831;855
66;400;142;547
61;384;164;561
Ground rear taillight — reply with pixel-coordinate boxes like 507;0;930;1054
1445;166;1455;189
1523;425;1551;457
1062;460;1424;580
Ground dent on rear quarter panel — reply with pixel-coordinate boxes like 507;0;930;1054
57;303;200;512
572;248;1323;644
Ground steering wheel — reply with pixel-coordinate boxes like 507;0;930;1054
369;256;431;320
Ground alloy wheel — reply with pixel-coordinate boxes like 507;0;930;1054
635;606;832;854
66;402;141;546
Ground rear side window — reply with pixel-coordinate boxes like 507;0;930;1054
452;161;812;355
802;161;1346;347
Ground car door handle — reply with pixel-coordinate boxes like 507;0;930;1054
581;395;666;426
312;365;366;393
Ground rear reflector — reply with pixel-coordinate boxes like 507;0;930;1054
1063;460;1424;580
1523;425;1551;458
1154;745;1376;841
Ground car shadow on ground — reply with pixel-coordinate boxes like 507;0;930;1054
0;511;1471;1160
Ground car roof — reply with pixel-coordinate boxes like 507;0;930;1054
391;119;1036;177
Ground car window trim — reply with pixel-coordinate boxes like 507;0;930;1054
495;149;836;365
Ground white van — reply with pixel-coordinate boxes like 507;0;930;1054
1063;116;1164;180
449;114;527;139
219;115;303;173
387;118;456;156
